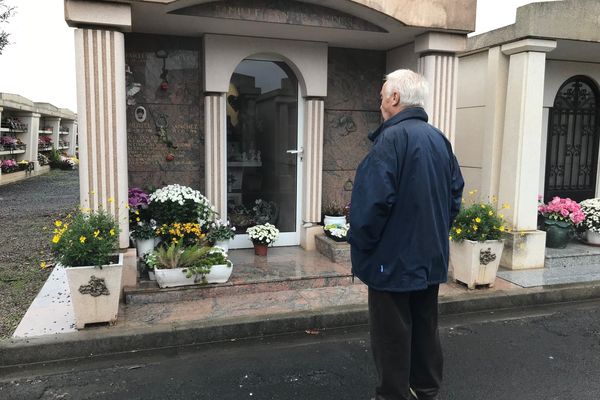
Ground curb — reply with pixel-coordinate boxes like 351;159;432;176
2;281;600;369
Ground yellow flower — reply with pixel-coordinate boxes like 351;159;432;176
136;217;140;222
480;204;486;209
455;228;462;234
93;230;100;238
488;211;493;216
108;197;114;203
502;203;510;209
125;204;130;209
449;235;453;241
135;210;140;215
54;220;62;227
52;235;60;244
499;213;504;219
40;261;47;269
499;226;505;232
473;225;478;231
79;236;87;243
109;229;115;236
475;217;481;223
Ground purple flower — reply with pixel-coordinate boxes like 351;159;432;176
128;187;150;210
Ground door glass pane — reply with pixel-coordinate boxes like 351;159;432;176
226;59;298;234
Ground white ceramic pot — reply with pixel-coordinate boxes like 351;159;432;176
586;230;600;244
324;215;346;226
136;238;155;257
155;263;233;288
215;240;229;252
449;240;504;289
65;254;123;329
148;270;156;281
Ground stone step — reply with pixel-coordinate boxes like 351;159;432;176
544;241;600;268
124;273;358;304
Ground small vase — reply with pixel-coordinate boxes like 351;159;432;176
136;238;155;257
215;240;229;252
254;243;268;256
586;230;600;245
324;215;346;226
544;219;571;249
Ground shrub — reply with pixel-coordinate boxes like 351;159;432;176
450;203;507;242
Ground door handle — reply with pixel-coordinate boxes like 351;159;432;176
286;147;303;161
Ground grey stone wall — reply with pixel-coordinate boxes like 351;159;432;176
322;47;385;211
125;34;204;191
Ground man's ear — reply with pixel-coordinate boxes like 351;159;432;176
392;91;400;106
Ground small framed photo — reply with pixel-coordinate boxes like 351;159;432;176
134;106;147;123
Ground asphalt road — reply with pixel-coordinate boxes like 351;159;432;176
1;300;600;400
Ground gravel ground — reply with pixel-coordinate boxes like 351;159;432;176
0;170;79;339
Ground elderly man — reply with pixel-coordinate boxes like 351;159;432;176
348;69;464;400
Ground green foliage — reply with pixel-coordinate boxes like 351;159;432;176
152;243;230;284
0;1;15;55
51;210;119;267
450;203;507;243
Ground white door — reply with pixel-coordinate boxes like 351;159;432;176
225;59;303;249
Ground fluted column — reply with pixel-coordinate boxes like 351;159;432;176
204;93;227;216
16;112;40;169
415;32;465;147
75;28;129;248
47;117;61;151
303;98;324;224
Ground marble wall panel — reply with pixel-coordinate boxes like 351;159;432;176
322;170;355;210
125;34;205;191
323;110;380;171
325;47;386;112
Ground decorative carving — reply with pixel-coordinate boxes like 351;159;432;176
332;115;357;136
78;276;110;297
343;179;353;191
479;248;496;266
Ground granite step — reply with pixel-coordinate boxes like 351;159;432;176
544;241;600;268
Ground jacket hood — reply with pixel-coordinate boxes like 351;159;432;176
368;107;429;142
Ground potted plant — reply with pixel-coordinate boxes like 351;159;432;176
142;251;157;281
149;184;213;225
322;200;346;226
206;219;236;251
247;223;279;256
152;242;232;288
131;219;157;257
155;222;207;246
324;223;349;242
576;198;600;244
50;209;121;329
449;202;507;289
538;196;585;248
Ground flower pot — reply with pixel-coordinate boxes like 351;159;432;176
148;270;156;281
155;263;233;288
544;219;571;248
64;254;123;329
324;215;346;226
135;238;155;257
449;240;503;289
254;243;268;256
586;230;600;245
215;240;229;252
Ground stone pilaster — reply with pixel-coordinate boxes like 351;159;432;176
46;117;61;152
204;93;227;216
62;120;78;156
16;112;40;170
498;39;557;269
300;98;325;250
75;28;129;248
415;32;465;146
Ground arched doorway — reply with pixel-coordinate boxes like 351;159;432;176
226;58;301;248
544;76;600;202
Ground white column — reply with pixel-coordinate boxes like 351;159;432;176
75;28;129;248
302;98;324;224
498;39;556;270
204;93;227;217
62;120;77;156
47;117;61;151
16;112;40;169
415;32;466;147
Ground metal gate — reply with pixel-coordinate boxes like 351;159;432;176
544;76;600;202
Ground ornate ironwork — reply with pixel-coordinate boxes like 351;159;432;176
479;248;496;265
79;276;110;297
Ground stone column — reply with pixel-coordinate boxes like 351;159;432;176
300;97;325;250
16;112;40;170
62;120;77;156
46;117;61;151
75;28;129;248
498;39;557;270
415;32;466;147
204;93;227;216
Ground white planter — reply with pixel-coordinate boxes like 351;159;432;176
148;270;156;281
586;230;600;244
135;238;155;257
65;254;123;329
155;263;233;288
449;240;503;289
324;215;346;226
215;240;229;252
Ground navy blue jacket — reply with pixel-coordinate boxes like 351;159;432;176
348;107;464;292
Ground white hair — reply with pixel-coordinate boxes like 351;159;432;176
384;69;428;108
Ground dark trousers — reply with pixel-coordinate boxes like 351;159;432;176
369;285;442;400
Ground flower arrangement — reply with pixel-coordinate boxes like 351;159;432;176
38;135;53;149
17;160;30;171
206;219;236;244
143;251;157;272
51;210;119;267
324;223;349;242
322;200;344;217
247;223;279;246
38;153;50;166
128;187;150;210
131;219;157;240
577;198;600;233
155;222;206;246
150;243;230;284
0;135;16;148
450;202;508;242
538;196;585;227
149;184;211;224
1;159;18;173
